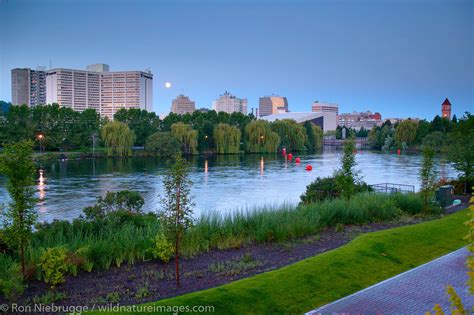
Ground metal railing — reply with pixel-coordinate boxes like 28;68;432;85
369;183;415;194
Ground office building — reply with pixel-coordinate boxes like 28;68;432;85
259;95;288;117
441;98;451;119
212;91;247;114
11;68;47;106
312;101;339;115
171;94;196;115
46;64;153;119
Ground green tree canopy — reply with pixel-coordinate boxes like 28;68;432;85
145;132;180;156
100;121;136;157
244;120;280;153
214;123;241;154
171;122;198;155
114;108;160;146
304;121;323;152
394;120;418;148
271;119;307;152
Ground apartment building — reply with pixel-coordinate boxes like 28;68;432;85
258;95;288;117
11;68;47;106
212;91;247;114
171;94;196;115
46;64;153;119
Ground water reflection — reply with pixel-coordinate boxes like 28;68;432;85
0;151;459;222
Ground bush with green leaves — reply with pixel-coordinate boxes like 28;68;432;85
145;132;180;156
83;190;144;220
40;247;68;288
0;253;25;300
150;232;174;263
300;176;371;204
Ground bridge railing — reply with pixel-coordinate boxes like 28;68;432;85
369;183;415;194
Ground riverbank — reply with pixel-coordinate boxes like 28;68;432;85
0;193;467;308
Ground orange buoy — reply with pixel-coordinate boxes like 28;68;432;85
295;157;301;163
306;165;312;171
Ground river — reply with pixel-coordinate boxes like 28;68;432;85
0;149;457;222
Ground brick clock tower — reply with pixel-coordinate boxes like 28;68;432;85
441;98;451;119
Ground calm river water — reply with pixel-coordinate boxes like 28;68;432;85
0;149;457;222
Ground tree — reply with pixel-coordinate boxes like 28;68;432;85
245;120;280;153
415;120;431;144
394;120;418;148
271;119;307;152
100;121;136;157
419;147;436;213
421;131;446;151
145;132;180;156
171;123;198;155
447;113;474;193
335;138;359;199
159;154;194;288
213;123;241;154
114;108;160;146
0;141;37;275
304;122;323;152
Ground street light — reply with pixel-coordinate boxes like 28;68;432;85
36;133;45;153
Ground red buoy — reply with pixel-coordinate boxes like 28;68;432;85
295;157;301;163
282;148;287;157
397;149;401;155
353;149;357;154
287;153;293;161
306;165;312;171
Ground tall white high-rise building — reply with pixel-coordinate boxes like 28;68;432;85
212;91;247;114
171;94;196;115
46;64;153;119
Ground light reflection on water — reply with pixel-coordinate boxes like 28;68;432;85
0;150;458;222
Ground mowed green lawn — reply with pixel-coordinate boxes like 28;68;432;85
97;208;470;314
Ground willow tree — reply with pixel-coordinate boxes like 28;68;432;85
171;122;198;155
271;119;307;152
304;122;323;151
245;120;280;153
214;123;241;154
101;121;136;157
394;120;418;148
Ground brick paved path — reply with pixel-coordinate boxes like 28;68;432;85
308;247;473;314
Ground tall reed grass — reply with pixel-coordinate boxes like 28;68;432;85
20;192;433;277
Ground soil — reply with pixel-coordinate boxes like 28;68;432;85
0;202;469;311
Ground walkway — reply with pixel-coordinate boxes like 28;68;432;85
308;247;473;314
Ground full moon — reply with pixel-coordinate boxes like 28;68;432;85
165;82;172;89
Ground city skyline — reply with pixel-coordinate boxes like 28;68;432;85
0;0;472;119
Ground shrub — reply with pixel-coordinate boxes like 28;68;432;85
150;233;174;263
84;190;145;220
300;176;371;204
0;254;25;300
40;247;68;288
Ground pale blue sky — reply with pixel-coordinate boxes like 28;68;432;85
0;0;472;118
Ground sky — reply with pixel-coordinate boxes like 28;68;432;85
0;0;472;119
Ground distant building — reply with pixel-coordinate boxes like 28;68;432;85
46;64;153;119
259;95;288;117
11;68;47;106
441;98;451;119
197;107;210;113
311;101;339;115
338;111;382;130
212;91;247;114
260;112;337;132
171;94;196;115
